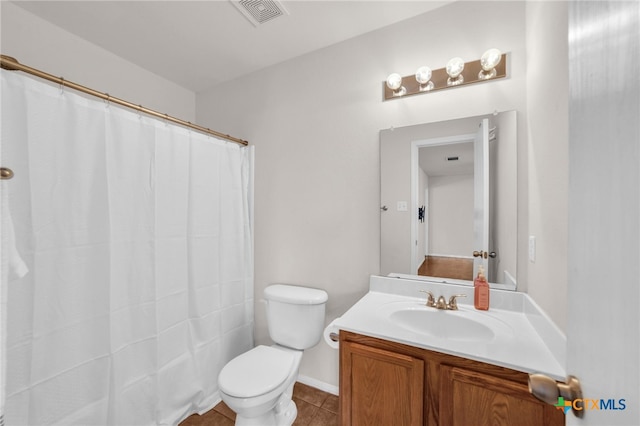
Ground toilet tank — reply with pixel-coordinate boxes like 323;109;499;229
264;284;328;350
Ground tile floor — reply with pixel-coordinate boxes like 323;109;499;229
179;382;339;426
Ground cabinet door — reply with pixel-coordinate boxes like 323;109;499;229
340;341;424;426
439;365;565;426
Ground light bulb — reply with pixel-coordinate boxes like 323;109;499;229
479;48;502;79
481;48;502;71
446;57;465;86
415;66;432;84
386;73;402;90
415;66;434;91
386;73;406;96
446;57;464;78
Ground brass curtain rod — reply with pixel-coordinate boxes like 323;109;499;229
0;55;248;146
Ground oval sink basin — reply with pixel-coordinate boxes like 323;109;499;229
389;308;496;342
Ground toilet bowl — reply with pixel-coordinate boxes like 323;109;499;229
219;345;303;426
218;284;328;426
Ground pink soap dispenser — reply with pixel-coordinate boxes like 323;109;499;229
474;265;490;310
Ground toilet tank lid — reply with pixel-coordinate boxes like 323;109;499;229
264;284;328;305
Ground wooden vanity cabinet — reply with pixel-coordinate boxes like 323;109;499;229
340;340;425;426
339;331;565;426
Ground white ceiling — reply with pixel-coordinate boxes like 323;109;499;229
13;0;452;92
419;142;474;177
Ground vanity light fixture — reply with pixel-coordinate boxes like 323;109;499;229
382;49;507;101
386;73;406;96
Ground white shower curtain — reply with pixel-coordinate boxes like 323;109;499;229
0;69;254;425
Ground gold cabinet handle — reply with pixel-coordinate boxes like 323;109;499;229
0;167;14;180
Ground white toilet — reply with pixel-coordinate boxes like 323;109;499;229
218;284;328;426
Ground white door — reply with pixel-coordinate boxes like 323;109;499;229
473;119;489;278
565;1;639;425
424;187;429;259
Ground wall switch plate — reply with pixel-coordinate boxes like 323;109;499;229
528;236;536;262
397;201;408;211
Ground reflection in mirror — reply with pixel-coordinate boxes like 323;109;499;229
380;111;517;290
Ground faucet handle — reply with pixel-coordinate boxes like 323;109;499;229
419;290;435;307
447;294;467;310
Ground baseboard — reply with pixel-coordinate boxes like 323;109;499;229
297;374;339;396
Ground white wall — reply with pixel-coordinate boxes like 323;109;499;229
429;174;474;256
197;1;530;388
1;2;196;120
525;1;569;331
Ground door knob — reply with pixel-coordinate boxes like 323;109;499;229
528;374;583;418
473;250;497;259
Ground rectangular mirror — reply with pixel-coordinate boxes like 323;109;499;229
380;111;517;290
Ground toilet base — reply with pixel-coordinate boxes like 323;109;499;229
235;398;297;426
219;346;303;426
276;399;297;426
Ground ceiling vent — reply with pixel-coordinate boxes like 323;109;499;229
231;0;289;26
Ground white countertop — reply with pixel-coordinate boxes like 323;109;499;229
332;275;566;381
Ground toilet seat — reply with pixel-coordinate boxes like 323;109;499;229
219;345;295;398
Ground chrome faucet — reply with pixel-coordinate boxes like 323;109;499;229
419;291;466;310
